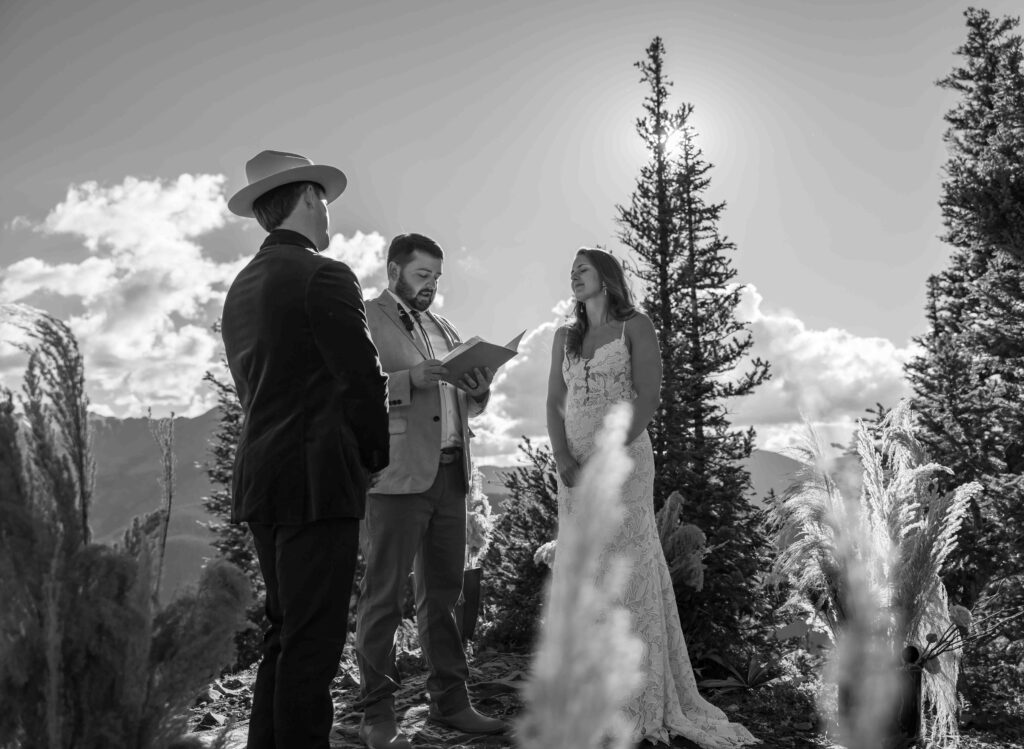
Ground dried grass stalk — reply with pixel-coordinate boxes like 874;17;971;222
771;400;976;748
518;403;644;749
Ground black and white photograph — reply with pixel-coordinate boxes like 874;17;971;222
2;1;1023;747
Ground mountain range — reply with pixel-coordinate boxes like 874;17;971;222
87;410;805;602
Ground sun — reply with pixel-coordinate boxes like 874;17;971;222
662;127;686;159
659;104;727;164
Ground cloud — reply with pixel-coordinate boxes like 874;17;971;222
754;419;863;455
2;180;919;462
470;301;571;463
469;286;918;464
0;174;451;417
1;174;238;416
729;284;918;451
5;216;33;231
0;175;402;417
322;229;390;301
2;255;119;302
322;230;387;282
323;232;447;307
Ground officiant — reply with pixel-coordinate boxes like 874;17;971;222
354;232;506;749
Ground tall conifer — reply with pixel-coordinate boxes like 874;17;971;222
616;38;771;647
479;439;558;650
907;8;1024;607
201;332;266;668
200;369;262;597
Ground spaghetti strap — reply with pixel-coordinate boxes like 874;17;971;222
620;320;627;341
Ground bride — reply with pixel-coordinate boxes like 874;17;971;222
545;248;755;747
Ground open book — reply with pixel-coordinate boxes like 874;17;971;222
440;330;526;386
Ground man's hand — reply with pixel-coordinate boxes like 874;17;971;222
410;359;449;389
457;366;494;400
555;451;581;488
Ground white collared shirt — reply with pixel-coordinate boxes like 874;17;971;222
388;290;463;449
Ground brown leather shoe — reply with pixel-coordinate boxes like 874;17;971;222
428;705;510;734
358;719;412;749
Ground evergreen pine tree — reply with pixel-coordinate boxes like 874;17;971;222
939;8;1024;259
616;38;771;649
907;8;1024;608
200;369;261;595
200;365;267;670
479;439;558;650
615;37;680;498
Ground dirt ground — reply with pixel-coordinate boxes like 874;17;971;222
187;649;1023;748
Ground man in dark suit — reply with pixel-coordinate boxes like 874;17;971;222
354;233;507;749
222;150;389;749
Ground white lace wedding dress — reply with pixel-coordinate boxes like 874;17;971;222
553;325;756;747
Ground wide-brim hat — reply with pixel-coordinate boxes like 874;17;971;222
228;150;347;218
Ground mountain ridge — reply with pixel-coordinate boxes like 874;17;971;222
86;409;804;600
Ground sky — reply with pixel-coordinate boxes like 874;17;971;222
1;0;1017;464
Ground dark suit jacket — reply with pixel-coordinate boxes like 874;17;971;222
221;229;389;524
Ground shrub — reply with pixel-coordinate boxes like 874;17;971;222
0;305;252;748
201;365;267;671
771;400;979;747
478;438;558;650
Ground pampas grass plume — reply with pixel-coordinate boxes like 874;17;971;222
517;403;644;749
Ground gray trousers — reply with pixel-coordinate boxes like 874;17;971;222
355;460;469;723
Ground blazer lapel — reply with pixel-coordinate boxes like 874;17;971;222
375;292;428;359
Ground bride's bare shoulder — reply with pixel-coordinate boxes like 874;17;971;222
624;311;655;332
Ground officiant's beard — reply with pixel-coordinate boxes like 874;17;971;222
395;276;434;312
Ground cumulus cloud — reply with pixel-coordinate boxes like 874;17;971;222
2;255;119;302
322;232;446;306
323;230;387;283
0;174;238;416
471;301;571;463
322;229;389;301
0;174;451;417
470;286;918;463
1;175;402;417
1;179;919;462
729;284;918;451
0;310;34;386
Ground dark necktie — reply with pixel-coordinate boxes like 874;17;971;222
409;309;436;358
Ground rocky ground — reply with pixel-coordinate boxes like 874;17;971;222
188;649;523;749
187;649;1023;749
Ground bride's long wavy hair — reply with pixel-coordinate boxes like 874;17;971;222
565;248;637;360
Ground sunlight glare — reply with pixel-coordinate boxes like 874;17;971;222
663;127;685;159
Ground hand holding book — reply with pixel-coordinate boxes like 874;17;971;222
440;330;526;387
456;365;493;399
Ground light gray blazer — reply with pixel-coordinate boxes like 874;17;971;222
364;291;487;495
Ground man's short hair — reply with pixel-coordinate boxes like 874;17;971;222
386;233;445;268
252;181;324;232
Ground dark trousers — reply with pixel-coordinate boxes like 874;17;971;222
246;518;360;749
355;460;468;724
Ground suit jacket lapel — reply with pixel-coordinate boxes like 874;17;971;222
375;292;428;359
